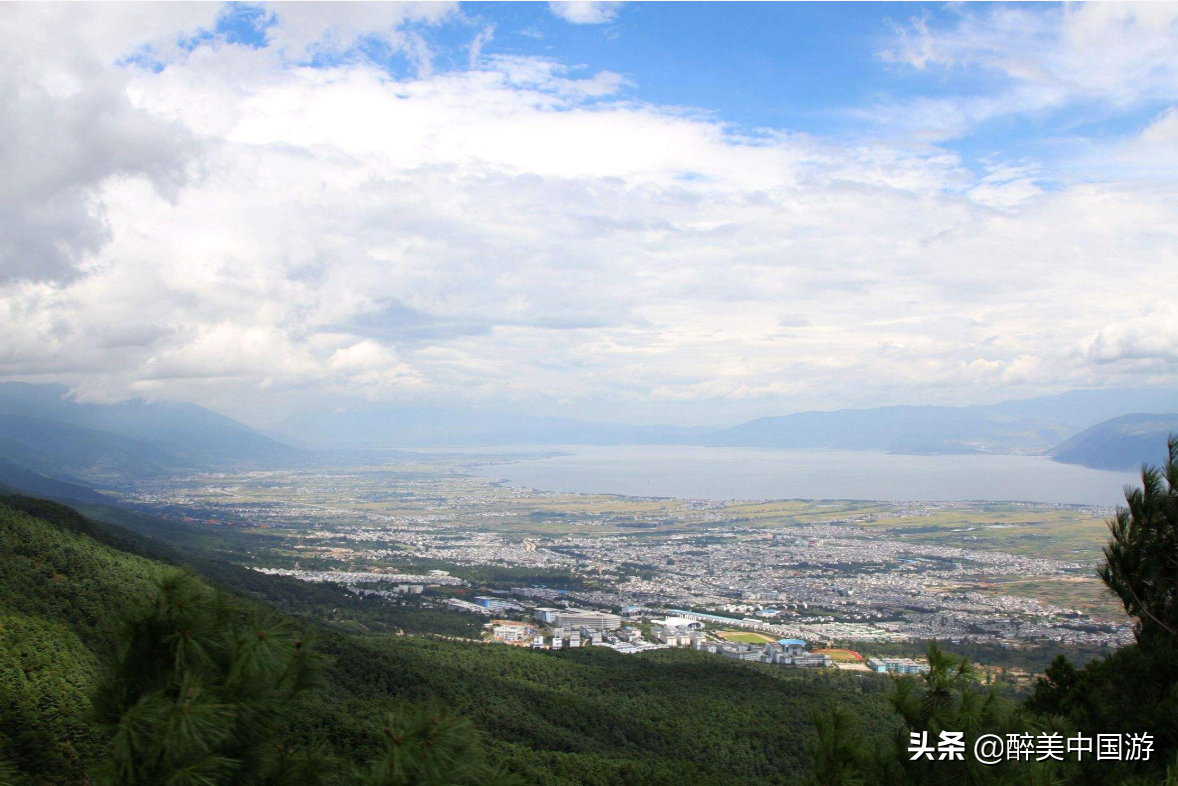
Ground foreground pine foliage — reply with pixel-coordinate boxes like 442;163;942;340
91;571;516;786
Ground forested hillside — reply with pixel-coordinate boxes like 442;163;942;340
0;495;897;785
0;383;299;480
5;436;1178;785
0;499;168;783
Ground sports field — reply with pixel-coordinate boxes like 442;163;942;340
813;648;865;663
716;631;776;644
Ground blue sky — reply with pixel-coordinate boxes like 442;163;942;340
456;1;907;131
2;2;1178;426
211;1;1170;180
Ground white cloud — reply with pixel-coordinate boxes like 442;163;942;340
967;163;1043;210
876;3;1178;139
1140;106;1178;146
261;1;457;62
1083;308;1178;366
468;23;495;68
2;3;1178;426
0;3;217;282
1113;106;1178;172
548;2;624;26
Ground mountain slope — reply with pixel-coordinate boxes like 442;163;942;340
981;388;1178;428
0;382;300;470
0;495;895;785
0;498;170;783
0;456;108;503
1049;413;1178;471
0;414;177;483
707;388;1178;454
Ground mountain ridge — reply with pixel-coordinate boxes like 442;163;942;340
1049;413;1178;471
273;388;1178;453
6;381;1178;459
0;382;301;475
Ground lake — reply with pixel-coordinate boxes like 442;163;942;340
462;445;1142;507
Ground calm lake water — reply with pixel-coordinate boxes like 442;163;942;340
462;445;1142;507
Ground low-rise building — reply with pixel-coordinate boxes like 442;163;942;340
579;626;603;645
784;652;833;668
557;609;623;631
447;598;493;615
650;616;704;630
652;625;693;646
777;638;807;657
491;624;526;643
720;644;763;661
475;596;524;613
867;658;929;675
511;587;563;601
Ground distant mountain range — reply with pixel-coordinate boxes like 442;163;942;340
706;404;1062;454
0;382;1176;500
275;388;1178;458
1048;413;1178;471
705;389;1178;456
274;405;710;448
0;382;299;486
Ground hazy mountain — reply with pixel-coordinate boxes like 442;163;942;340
1049;413;1178;471
0;382;299;467
275;405;709;448
982;388;1178;429
0;414;177;483
271;388;1178;452
705;405;1063;453
706;389;1178;454
0;455;107;502
6;382;1177;459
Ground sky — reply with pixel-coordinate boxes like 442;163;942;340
2;1;1178;428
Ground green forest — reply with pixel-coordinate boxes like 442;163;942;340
3;438;1178;784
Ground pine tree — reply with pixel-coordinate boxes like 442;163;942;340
91;571;520;785
357;704;520;786
0;755;21;786
1098;435;1178;647
801;707;865;786
91;570;328;786
882;642;1015;785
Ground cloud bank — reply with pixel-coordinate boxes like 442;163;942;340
1;2;1177;426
